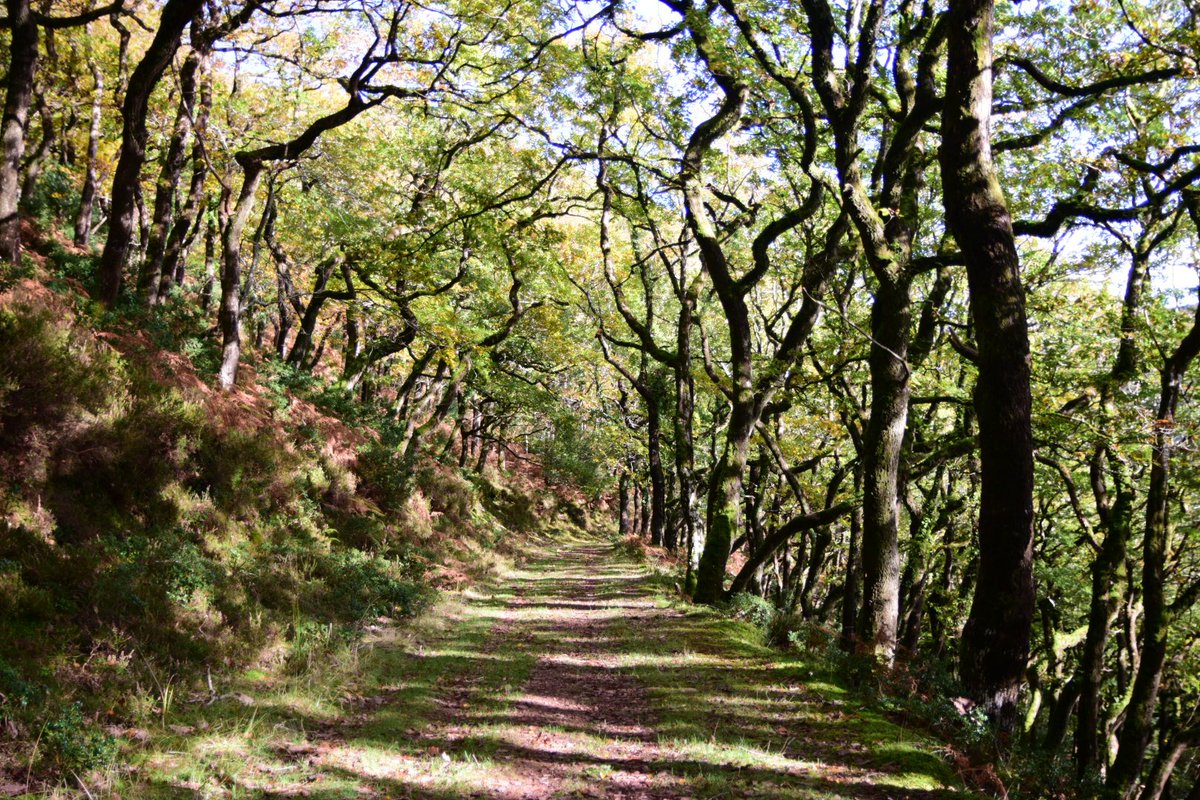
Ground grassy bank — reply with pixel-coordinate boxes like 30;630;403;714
0;250;575;793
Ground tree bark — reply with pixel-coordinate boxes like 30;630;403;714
144;46;202;303
73;55;103;246
675;278;703;569
200;212;216;311
1141;737;1194;800
98;0;205;305
217;163;264;389
646;387;666;548
160;29;216;295
286;258;350;367
726;503;855;598
857;277;912;658
695;396;755;603
0;0;38;263
1107;289;1200;798
940;0;1036;729
618;470;631;537
19;89;53;209
840;465;864;650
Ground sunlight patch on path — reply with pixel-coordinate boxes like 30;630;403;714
125;533;969;799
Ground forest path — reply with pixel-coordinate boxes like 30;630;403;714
131;531;968;799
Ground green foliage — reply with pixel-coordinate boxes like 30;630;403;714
477;476;536;532
0;655;44;714
100;528;214;608
22;164;79;227
356;434;411;510
0;253;37;291
316;549;428;622
180;335;220;376
533;410;609;496
726;592;775;631
0;305;120;462
43;242;99;295
0;294;529;781
40;703;118;776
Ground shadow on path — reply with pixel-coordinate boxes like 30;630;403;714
140;536;967;800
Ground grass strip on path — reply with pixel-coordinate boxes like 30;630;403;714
98;526;973;800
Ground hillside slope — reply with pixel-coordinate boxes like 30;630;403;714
0;248;584;793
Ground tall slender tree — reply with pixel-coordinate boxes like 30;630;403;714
97;0;206;305
939;0;1035;728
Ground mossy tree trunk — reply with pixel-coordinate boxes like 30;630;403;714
940;0;1036;729
143;46;202;303
73;55;103;247
99;0;206;305
0;0;38;264
1106;244;1200;795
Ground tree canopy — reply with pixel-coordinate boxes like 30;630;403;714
2;0;1200;796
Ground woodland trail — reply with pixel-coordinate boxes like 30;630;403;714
131;531;968;799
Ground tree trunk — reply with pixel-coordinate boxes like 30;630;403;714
200;212;216;311
640;484;651;539
841;465;864;651
618;471;631;537
97;0;204;305
73;56;103;246
160;51;213;295
1077;464;1133;776
1043;676;1081;753
144;48;202;303
0;0;38;263
1078;244;1150;778
727;503;855;599
273;256;293;359
217;164;265;389
403;361;465;467
647;389;666;548
675;280;704;574
694;391;755;603
940;0;1036;729
286;258;345;367
19;90;53;209
1141;740;1193;800
857;277;912;659
1107;297;1200;798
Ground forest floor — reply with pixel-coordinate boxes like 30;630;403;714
109;528;970;800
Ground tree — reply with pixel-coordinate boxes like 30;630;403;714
664;1;850;604
0;0;122;262
96;0;206;305
939;0;1035;729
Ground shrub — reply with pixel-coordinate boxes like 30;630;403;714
180;335;220;376
23;164;79;227
314;549;426;623
477;477;535;532
39;702;118;776
357;438;410;510
44;241;98;293
0;253;36;291
727;592;776;631
0;656;44;716
416;465;474;523
0;306;119;469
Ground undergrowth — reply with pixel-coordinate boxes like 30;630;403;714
0;260;559;791
720;589;1067;796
